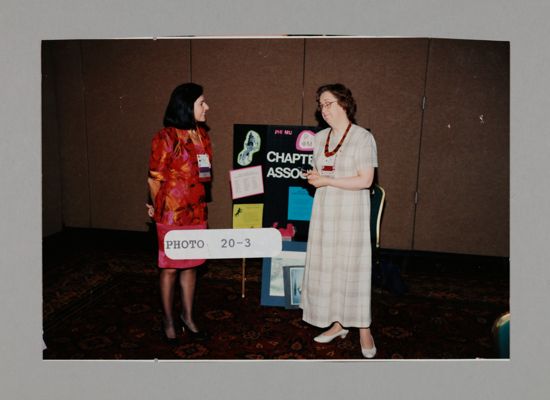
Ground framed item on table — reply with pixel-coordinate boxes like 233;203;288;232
283;265;305;309
260;241;307;307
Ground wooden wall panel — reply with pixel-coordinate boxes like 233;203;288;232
81;39;191;231
413;39;509;256
191;39;306;229
43;38;509;257
41;42;63;236
52;41;91;229
303;38;429;250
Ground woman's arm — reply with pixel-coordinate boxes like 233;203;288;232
146;177;161;217
146;129;171;217
307;167;375;190
148;177;161;201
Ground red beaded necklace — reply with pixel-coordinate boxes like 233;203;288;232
324;122;352;157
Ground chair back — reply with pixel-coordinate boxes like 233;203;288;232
370;184;386;248
492;312;510;358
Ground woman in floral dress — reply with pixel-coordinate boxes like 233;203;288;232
146;83;212;342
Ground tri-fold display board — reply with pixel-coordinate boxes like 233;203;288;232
231;124;321;242
231;124;320;307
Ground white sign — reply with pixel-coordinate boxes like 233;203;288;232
164;228;282;260
229;165;264;199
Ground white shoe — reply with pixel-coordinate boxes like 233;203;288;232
361;344;377;358
313;328;349;343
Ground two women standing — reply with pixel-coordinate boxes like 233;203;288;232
147;82;378;358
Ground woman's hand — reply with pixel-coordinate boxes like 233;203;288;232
146;177;160;218
145;203;155;218
306;169;328;188
307;167;375;191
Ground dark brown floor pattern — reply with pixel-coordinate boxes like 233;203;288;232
43;229;509;360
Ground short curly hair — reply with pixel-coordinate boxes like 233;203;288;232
316;83;357;123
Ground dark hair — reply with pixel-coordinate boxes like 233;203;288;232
163;83;203;129
316;83;357;123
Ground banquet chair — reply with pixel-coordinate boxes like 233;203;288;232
370;184;386;249
492;312;510;358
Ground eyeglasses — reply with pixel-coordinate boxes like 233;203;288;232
317;101;338;111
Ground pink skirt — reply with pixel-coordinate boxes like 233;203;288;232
156;222;207;269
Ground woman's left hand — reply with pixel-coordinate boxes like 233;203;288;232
145;203;155;218
307;170;328;188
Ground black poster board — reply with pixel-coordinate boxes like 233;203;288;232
232;124;320;241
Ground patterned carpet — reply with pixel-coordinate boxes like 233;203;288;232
42;229;509;360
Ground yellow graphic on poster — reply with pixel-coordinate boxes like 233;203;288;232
232;204;264;228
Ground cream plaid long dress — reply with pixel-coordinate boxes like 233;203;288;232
300;125;378;328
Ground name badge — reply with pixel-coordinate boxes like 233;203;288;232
197;154;211;182
320;155;335;177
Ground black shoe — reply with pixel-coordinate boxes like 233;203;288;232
179;315;209;341
162;334;179;345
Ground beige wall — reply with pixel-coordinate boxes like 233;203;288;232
413;39;510;256
192;39;306;233
302;38;430;251
42;37;509;256
42;42;63;237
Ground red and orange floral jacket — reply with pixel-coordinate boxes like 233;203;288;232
148;126;212;226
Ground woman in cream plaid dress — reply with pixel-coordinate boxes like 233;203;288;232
301;84;378;358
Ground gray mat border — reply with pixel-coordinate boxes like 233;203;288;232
1;1;548;399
